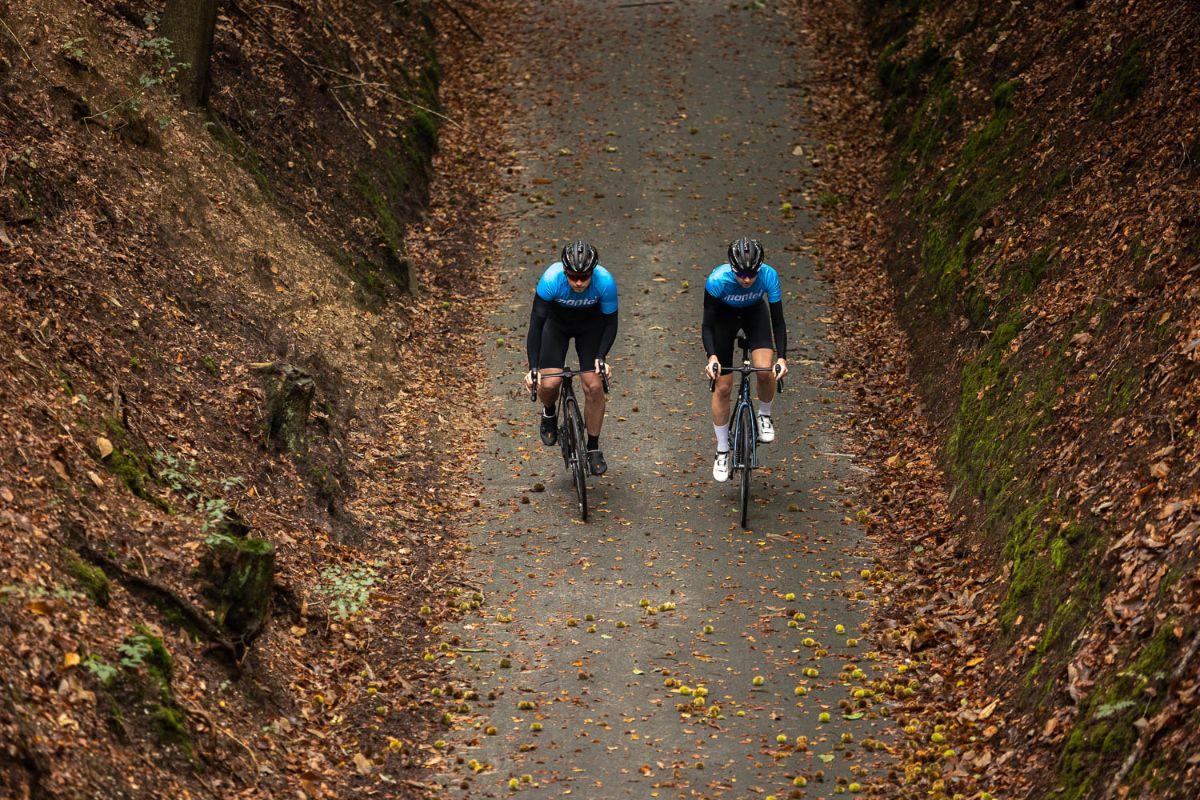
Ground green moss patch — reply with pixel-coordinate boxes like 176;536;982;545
151;705;192;753
65;551;110;606
1090;39;1147;120
106;447;171;512
1055;623;1184;799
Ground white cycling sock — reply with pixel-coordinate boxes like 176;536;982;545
758;399;773;417
714;424;730;453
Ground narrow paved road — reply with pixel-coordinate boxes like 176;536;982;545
441;2;887;797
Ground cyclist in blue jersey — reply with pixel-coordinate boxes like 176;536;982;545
524;240;618;476
701;237;789;482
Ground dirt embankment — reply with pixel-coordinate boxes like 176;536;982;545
795;0;1199;798
0;0;509;796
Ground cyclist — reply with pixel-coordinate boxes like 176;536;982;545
524;240;618;476
702;237;788;482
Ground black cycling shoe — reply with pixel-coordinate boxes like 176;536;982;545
539;412;558;446
587;449;607;476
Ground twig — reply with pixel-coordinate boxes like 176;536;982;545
0;17;42;79
82;91;146;123
617;0;675;6
446;576;482;592
433;0;484;42
353;83;467;133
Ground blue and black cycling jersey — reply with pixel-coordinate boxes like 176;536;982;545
537;262;619;316
704;263;782;307
527;262;619;370
701;263;787;361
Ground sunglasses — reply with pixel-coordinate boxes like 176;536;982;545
733;270;758;280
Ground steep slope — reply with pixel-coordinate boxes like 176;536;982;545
0;0;509;796
792;0;1199;797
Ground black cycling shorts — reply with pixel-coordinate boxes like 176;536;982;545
537;317;603;370
711;302;775;368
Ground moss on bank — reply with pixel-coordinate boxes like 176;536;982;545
868;2;1181;796
1055;623;1184;799
65;551;110;606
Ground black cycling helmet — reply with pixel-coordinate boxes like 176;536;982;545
561;239;599;276
728;237;764;276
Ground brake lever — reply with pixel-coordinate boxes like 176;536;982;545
529;370;538;402
598;360;610;394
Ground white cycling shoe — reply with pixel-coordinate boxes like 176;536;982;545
757;414;776;443
713;450;731;482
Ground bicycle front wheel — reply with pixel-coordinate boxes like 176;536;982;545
565;395;588;521
737;402;754;529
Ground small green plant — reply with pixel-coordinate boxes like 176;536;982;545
8;148;36;169
88;34;190;122
83;654;120;686
154;450;198;494
318;565;379;620
137;37;186;87
218;475;244;492
153;451;244;534
60;37;88;61
0;582;81;604
1094;699;1136;720
52;586;84;601
117;626;173;696
198;497;230;532
118;631;155;669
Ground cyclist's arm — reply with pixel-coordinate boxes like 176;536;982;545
596;311;618;360
526;294;552;370
701;291;721;357
768;300;787;359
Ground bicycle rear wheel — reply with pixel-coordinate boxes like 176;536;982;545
565;395;588;521
737;402;754;529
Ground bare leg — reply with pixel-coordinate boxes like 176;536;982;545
580;373;606;437
711;373;734;428
537;369;563;410
752;348;776;402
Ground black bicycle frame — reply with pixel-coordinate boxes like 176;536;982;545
528;362;609;521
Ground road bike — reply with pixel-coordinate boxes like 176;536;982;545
529;362;609;521
709;337;782;529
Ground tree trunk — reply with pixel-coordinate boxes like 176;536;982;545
201;535;275;643
160;0;219;107
252;362;315;453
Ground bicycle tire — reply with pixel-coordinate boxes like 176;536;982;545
565;395;588;521
738;402;754;529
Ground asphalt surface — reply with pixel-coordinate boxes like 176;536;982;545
440;2;887;797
